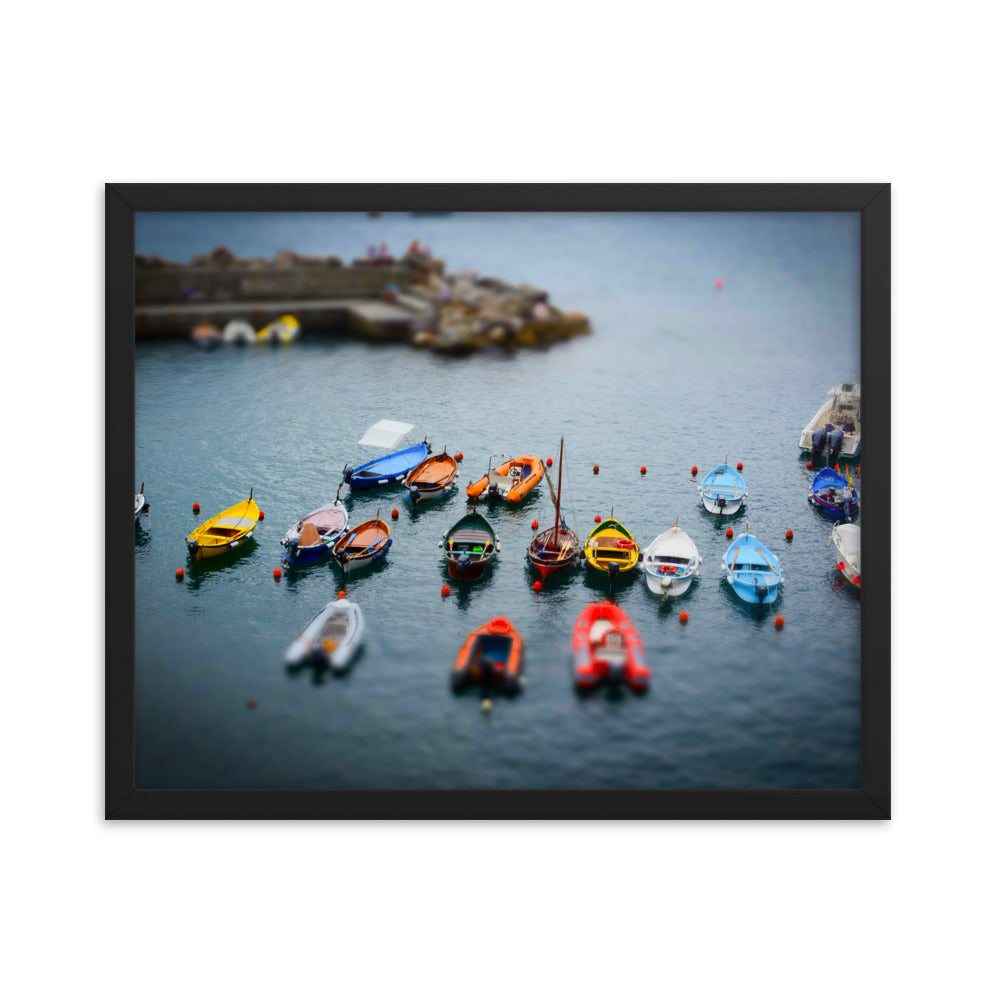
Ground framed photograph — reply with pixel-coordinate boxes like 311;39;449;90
107;183;889;819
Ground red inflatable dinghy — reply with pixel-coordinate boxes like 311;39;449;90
572;602;650;691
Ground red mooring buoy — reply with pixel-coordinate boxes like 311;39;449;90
593;464;599;474
273;567;281;579
594;515;601;523
715;279;724;288
338;589;347;599
691;465;698;476
546;457;553;466
391;508;399;519
679;611;689;624
726;527;733;538
640;466;647;474
258;510;264;520
532;581;542;591
737;462;743;471
175;567;184;579
456;452;463;462
786;529;794;541
192;502;200;513
775;616;785;629
807;461;813;469
531;520;539;530
441;585;450;597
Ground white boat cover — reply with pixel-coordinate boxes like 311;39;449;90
358;419;415;448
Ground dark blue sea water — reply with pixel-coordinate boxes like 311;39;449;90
134;211;861;789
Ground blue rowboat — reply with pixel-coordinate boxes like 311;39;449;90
809;467;859;520
699;462;747;515
341;419;430;491
722;530;783;604
280;500;349;567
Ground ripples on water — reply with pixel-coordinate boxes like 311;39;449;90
135;212;860;790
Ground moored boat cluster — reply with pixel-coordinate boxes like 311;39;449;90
138;386;860;701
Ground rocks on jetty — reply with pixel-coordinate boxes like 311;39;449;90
135;246;590;353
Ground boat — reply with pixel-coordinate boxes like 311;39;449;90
256;313;300;344
342;420;431;491
191;321;221;349
222;319;256;345
809;467;859;520
699;461;748;515
799;382;861;461
329;514;392;573
186;490;259;561
280;499;349;566
466;454;544;504
642;523;701;597
572;602;650;691
527;437;580;579
284;597;365;673
583;514;640;581
402;450;458;503
451;617;523;694
440;511;499;580
722;528;784;604
830;523;861;587
134;482;147;524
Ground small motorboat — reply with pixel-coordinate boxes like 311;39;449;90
572;602;650;691
722;528;784;604
642;523;701;597
134;482;147;524
440;511;499;580
256;313;300;344
583;515;640;581
222;319;256;345
466;454;544;504
699;461;748;515
186;490;259;561
527;437;580;579
191;322;222;349
330;515;392;573
800;382;861;461
451;617;523;694
284;597;365;673
403;450;458;503
809;466;859;520
342;419;431;491
830;523;861;587
280;499;349;566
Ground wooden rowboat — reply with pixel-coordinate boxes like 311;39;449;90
440;511;499;580
583;515;640;579
403;451;458;503
527;437;580;579
186;491;259;561
330;515;392;573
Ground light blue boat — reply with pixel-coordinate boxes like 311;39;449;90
722;530;783;604
699;461;748;515
341;419;430;491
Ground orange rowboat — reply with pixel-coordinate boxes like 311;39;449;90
330;516;392;573
451;617;523;694
467;455;543;504
403;451;458;503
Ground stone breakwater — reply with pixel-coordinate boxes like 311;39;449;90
135;246;591;352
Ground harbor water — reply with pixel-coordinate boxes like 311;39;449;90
135;211;861;790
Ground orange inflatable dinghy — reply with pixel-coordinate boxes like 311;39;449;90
466;455;543;504
451;617;523;694
572;602;650;691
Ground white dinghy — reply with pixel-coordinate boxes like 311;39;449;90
285;598;365;673
830;523;861;587
134;482;147;524
642;523;701;597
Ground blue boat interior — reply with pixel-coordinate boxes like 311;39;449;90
702;465;747;497
353;443;429;479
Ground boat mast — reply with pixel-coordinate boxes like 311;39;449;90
554;437;564;539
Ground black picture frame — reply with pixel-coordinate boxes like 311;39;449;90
107;183;890;820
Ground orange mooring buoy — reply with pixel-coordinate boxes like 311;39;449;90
786;529;794;541
456;452;463;462
531;520;539;530
679;611;689;624
593;464;599;474
441;585;450;597
338;589;347;599
726;527;733;538
391;508;399;519
192;502;200;513
532;580;542;591
175;567;184;579
775;616;785;629
640;466;647;474
691;465;698;476
273;567;281;579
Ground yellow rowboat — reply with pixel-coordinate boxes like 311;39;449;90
186;491;260;561
256;314;300;344
584;516;640;578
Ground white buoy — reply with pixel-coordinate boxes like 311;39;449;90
481;698;493;715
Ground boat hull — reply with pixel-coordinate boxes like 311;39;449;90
334;541;391;573
188;531;254;561
643;567;696;597
700;496;745;516
466;455;544;505
452;617;523;694
726;574;781;604
346;443;431;490
285;599;365;672
572;602;649;691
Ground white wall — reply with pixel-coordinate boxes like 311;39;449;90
1;3;993;997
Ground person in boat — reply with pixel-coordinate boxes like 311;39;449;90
842;420;856;434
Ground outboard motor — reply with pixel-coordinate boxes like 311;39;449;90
309;645;327;666
840;500;851;521
716;494;726;513
487;482;499;498
457;552;472;576
408;485;420;502
186;539;198;555
341;465;353;485
606;660;626;685
812;427;829;464
829;428;844;464
754;578;769;603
